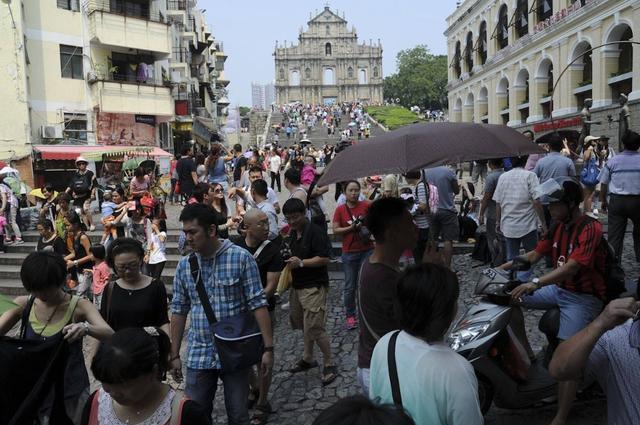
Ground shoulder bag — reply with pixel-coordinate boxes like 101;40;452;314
388;330;403;407
188;254;264;372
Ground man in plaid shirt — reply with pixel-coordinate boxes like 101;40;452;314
169;203;274;423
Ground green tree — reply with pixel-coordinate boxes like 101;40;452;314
383;45;448;110
239;106;251;116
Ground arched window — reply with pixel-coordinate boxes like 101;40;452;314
305;67;311;79
497;5;508;50
478;21;487;65
465;32;473;71
359;69;367;84
326;25;330;36
515;0;528;38
279;68;284;80
453;41;461;78
537;0;552;22
373;66;379;78
323;68;334;85
347;67;354;78
325;43;332;56
290;70;300;86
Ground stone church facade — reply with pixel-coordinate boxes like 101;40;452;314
274;6;383;105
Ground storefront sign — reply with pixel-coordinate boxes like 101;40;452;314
135;115;156;126
96;112;156;146
533;117;582;132
534;0;593;34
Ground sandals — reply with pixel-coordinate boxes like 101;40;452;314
321;365;338;386
250;402;273;425
289;359;318;374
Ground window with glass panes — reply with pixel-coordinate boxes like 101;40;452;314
59;45;83;79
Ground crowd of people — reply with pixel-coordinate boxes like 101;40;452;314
0;104;639;425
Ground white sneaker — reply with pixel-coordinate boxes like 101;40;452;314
281;301;290;310
89;225;96;231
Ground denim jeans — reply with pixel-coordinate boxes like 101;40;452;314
504;229;538;282
341;250;373;317
185;367;250;424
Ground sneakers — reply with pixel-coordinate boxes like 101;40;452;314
346;315;358;330
13;238;24;245
281;301;290;310
4;239;13;245
89;225;96;231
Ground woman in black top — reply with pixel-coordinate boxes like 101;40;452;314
36;219;67;256
83;328;210;425
102;238;169;334
208;182;236;239
111;188;128;239
64;211;94;295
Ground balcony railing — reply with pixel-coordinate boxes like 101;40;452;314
87;0;166;24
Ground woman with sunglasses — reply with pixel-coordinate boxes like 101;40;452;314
101;238;169;335
207;182;237;239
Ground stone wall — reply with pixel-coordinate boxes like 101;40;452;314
249;111;268;146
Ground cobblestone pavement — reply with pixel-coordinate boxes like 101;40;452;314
196;238;640;424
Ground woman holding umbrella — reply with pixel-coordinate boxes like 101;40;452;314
34;183;59;223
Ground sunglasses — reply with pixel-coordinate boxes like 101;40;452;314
213;189;223;194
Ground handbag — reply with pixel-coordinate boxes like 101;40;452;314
580;158;600;187
188;254;264;372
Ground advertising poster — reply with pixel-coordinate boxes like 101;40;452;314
96;112;156;146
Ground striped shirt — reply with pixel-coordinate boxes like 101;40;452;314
492;168;541;238
413;181;439;229
171;239;267;370
598;151;640;195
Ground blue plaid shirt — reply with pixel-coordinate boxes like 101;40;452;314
171;239;267;370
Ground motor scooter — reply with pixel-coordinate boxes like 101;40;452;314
447;257;569;414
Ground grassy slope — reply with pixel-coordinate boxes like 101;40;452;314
366;106;424;130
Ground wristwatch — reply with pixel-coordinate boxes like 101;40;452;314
82;321;90;336
532;278;541;290
264;346;274;352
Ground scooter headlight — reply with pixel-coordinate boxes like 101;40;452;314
447;322;491;351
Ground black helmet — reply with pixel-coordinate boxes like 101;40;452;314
535;176;583;207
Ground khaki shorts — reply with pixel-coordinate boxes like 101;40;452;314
290;285;328;340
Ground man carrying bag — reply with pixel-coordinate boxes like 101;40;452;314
169;204;274;424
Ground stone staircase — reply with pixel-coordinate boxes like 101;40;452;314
0;229;477;296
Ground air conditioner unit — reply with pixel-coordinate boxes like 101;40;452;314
41;125;63;139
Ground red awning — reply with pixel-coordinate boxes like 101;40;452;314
33;145;172;161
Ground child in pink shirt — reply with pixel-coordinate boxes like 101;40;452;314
88;245;111;308
301;155;320;187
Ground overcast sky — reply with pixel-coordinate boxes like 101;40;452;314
203;0;453;106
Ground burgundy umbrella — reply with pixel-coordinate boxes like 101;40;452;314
318;122;545;186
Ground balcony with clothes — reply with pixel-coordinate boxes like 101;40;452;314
87;0;171;55
90;52;173;116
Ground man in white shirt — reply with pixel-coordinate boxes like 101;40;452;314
493;155;546;282
269;150;282;193
230;165;280;216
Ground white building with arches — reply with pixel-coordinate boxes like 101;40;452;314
274;6;383;105
446;0;639;147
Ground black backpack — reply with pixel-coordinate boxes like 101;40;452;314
550;217;625;303
306;179;326;227
72;172;91;194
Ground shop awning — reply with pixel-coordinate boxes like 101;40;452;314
33;145;172;161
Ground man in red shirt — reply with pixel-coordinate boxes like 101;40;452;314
501;177;605;425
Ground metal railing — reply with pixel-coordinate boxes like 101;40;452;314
87;0;167;24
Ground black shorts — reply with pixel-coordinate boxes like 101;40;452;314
429;209;459;242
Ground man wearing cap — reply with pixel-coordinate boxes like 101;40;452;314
65;156;97;231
